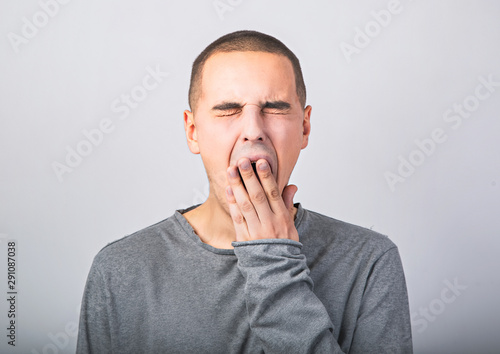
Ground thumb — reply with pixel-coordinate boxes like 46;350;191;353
282;184;298;213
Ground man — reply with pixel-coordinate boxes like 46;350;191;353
77;30;413;353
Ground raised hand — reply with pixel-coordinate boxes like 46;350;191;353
225;157;299;242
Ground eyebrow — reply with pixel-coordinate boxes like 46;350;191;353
211;102;244;111
211;100;291;111
262;101;291;110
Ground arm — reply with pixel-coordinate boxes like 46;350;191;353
233;240;413;353
76;262;112;354
226;158;412;353
233;239;344;353
350;247;413;353
226;158;344;353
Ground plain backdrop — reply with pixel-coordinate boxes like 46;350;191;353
1;0;499;353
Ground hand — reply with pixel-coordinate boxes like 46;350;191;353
225;157;299;242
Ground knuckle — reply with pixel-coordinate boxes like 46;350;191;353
267;188;281;201
258;169;272;179
240;169;253;179
233;213;245;225
251;191;266;204
227;194;236;204
240;200;254;213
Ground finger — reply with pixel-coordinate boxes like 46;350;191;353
225;185;250;241
227;164;260;232
256;159;287;215
237;158;273;219
282;184;298;215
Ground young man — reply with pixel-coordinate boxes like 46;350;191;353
77;30;413;353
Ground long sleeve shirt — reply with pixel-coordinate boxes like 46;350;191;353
77;204;413;353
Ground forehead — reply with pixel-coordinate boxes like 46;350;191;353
199;51;297;105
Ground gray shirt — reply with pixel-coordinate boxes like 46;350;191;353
77;204;413;353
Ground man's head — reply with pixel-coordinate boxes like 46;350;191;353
188;30;306;112
184;30;311;210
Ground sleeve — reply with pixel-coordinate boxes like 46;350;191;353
76;260;112;354
350;247;413;353
232;239;345;354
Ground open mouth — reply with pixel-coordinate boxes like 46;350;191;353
251;162;261;183
251;162;258;174
238;162;260;190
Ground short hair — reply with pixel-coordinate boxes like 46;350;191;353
188;30;306;111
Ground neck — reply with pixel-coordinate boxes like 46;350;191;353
183;193;237;249
183;190;299;249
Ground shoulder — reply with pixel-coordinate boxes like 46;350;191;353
297;206;397;262
91;213;180;275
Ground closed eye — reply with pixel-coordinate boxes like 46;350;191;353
211;101;291;116
212;102;243;117
215;109;241;117
262;109;289;115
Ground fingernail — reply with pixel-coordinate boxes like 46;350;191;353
240;160;251;170
259;161;268;170
226;186;233;197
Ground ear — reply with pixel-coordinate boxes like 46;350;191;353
184;110;200;154
301;105;312;149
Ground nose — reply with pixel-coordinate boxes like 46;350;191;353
241;105;265;142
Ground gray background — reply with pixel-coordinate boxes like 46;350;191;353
1;0;499;353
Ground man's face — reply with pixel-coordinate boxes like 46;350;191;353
184;51;311;208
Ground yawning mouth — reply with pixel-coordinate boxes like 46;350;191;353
251;162;260;183
251;161;258;174
238;161;261;189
